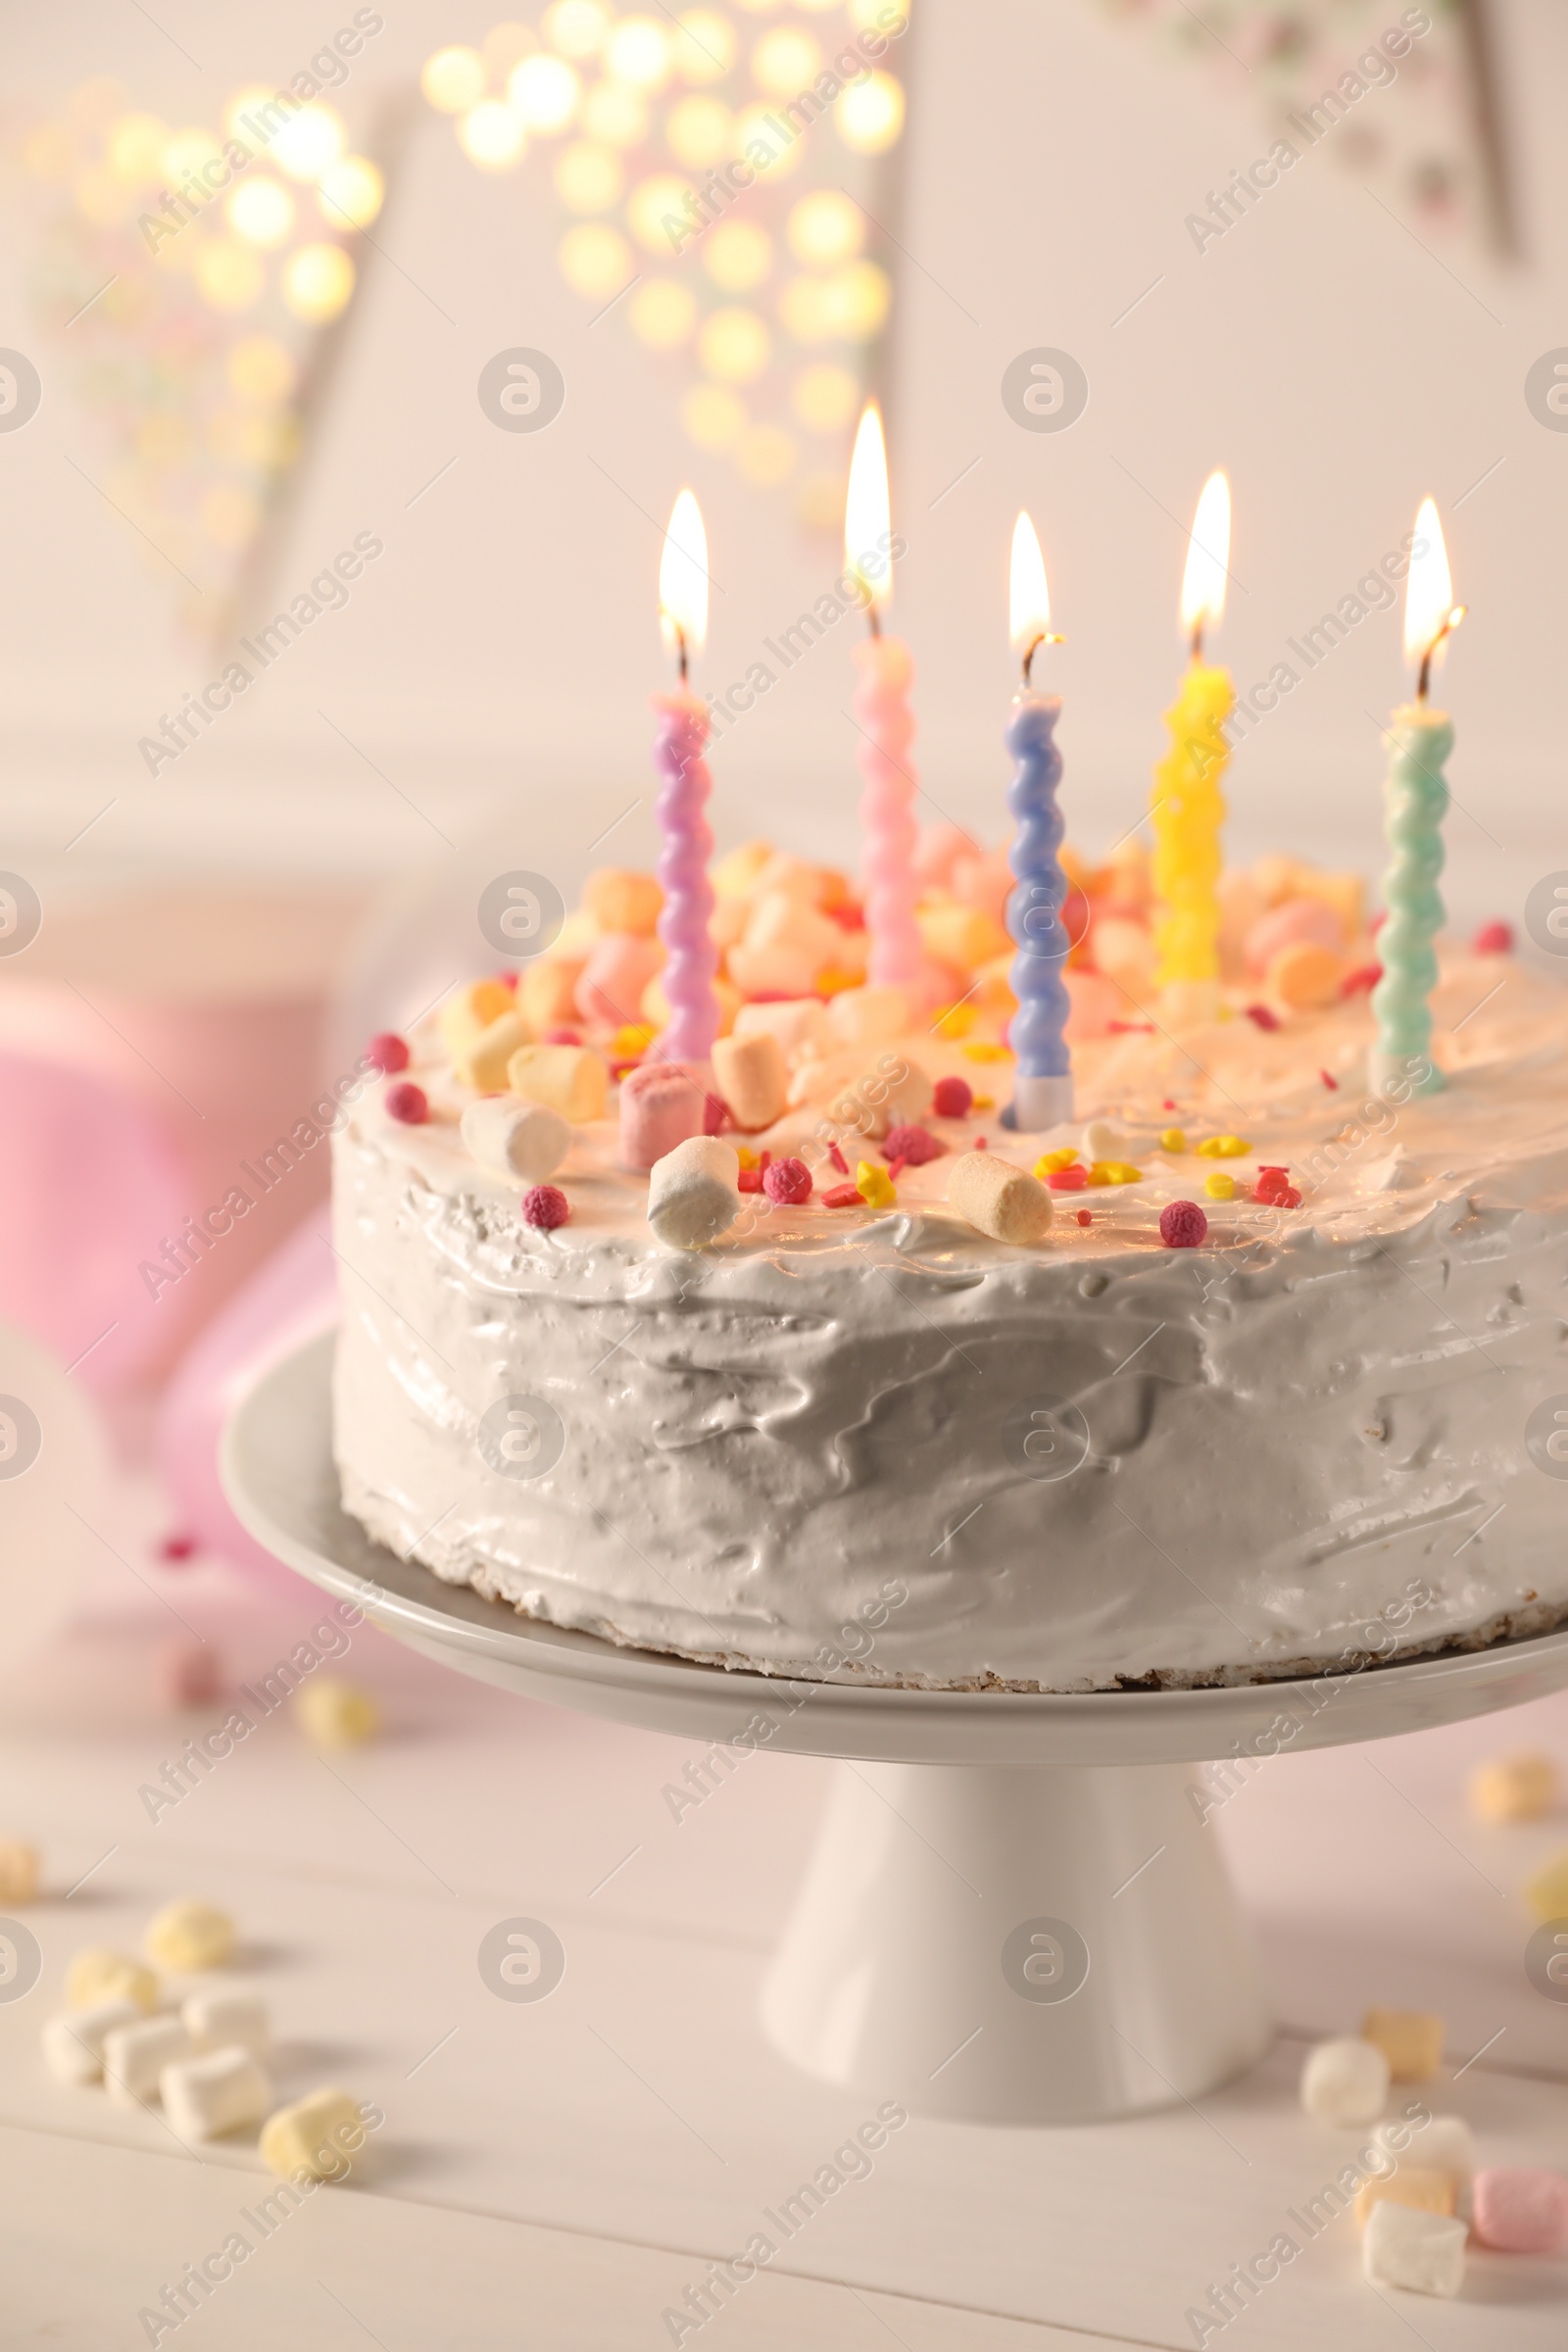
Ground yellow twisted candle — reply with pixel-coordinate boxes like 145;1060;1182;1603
1152;471;1233;1024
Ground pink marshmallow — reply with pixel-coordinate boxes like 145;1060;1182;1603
1245;896;1343;978
575;933;663;1029
1063;968;1121;1044
1470;2168;1568;2253
619;1059;706;1171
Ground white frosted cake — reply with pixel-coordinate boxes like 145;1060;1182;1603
331;839;1568;1691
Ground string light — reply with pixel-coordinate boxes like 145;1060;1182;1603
836;72;904;152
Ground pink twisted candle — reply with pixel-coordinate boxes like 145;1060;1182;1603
853;633;923;990
652;686;719;1065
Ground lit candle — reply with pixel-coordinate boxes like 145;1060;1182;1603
1152;470;1234;1024
1001;513;1072;1132
653;488;719;1069
846;402;925;995
1369;497;1464;1100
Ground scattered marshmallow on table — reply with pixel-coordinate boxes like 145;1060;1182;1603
161;2045;271;2142
1468;1751;1557;1823
647;1137;741;1250
41;1998;139;2084
0;1838;38;1904
460;1097;570;1183
67;1949;159;2014
947;1152;1053;1247
1298;2035;1390;2125
711;1031;787;1131
1353;2168;1457;2229
146;1898;235;1972
261;2087;368;2181
1396;2113;1476;2194
1362;2201;1466;2297
1360;2006;1445;2082
620;1060;706;1172
1522;1848;1568;1923
507;1042;609;1125
183;1988;270;2062
293;1676;380;1749
1470;2166;1568;2252
103;2015;197;2107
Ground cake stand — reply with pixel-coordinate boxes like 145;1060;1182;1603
223;1334;1568;2128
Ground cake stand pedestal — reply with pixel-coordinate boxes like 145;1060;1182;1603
224;1334;1568;2128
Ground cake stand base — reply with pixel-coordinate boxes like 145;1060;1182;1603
762;1759;1267;2124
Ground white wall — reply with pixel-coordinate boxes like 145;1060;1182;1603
3;0;1563;931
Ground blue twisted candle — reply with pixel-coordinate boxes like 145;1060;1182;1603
1002;692;1074;1131
1369;705;1451;1099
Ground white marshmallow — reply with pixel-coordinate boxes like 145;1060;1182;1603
103;2014;198;2106
647;1137;741;1250
41;1997;139;2085
732;998;830;1063
460;1096;571;1182
1374;2112;1476;2195
826;985;908;1050
182;1988;270;2063
161;2045;271;2142
1361;2200;1466;2297
1300;2035;1391;2126
1082;1118;1138;1164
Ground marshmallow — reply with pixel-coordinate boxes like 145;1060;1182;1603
733;997;830;1061
728;894;843;999
1468;1751;1557;1823
161;2045;271;2142
1373;2112;1476;2192
1268;941;1345;1010
947;1152;1053;1246
829;1054;934;1142
41;1997;139;2084
1082;1119;1138;1164
1360;2006;1445;2082
294;1677;380;1749
507;1043;609;1124
951;847;1012;925
575;933;663;1029
1470;2166;1568;2252
1299;2035;1390;2125
712;1032;788;1131
1362;2201;1466;2296
620;1059;706;1171
104;2014;198;2106
461;1097;571;1182
183;1988;269;2061
1354;2168;1457;2230
825;985;908;1050
583;866;662;937
518;956;585;1034
439;978;514;1066
916;900;1011;974
647;1137;741;1250
455;1008;531;1093
261;2087;368;2181
1245;896;1343;976
67;1950;159;2014
0;1838;38;1904
710;840;773;898
1524;1847;1568;1922
146;1899;235;1973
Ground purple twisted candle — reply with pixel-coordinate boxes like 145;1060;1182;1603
652;686;719;1066
1003;691;1074;1130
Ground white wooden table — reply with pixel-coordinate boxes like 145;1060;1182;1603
3;1466;1566;2347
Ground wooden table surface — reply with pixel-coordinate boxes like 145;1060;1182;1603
2;1465;1565;2349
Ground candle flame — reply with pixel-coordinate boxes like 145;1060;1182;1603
1179;469;1231;643
1009;511;1051;651
1403;495;1463;672
659;487;709;662
845;401;891;611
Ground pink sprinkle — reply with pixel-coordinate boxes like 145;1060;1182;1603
1472;919;1513;956
1319;1067;1339;1090
544;1026;583;1046
883;1122;945;1165
828;1141;849;1175
821;1182;861;1207
1048;1166;1088;1191
1159;1200;1208;1250
1108;1020;1155;1035
366;1031;410;1074
1244;1004;1280;1032
886;1156;907;1181
493;970;518;991
932;1075;973;1118
974;1136;988;1151
385;1081;428;1125
157;1533;197;1564
738;1168;763;1193
521;1183;569;1229
1340;962;1381;998
1075;1208;1092;1227
759;1151;771;1172
1161;1099;1177;1111
763;1156;812;1205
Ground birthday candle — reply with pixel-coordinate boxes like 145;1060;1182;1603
653;489;719;1069
846;403;925;995
1002;513;1073;1133
1152;470;1233;1024
1370;497;1464;1100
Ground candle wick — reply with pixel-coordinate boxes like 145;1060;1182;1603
1190;620;1203;663
1020;631;1048;688
866;603;881;640
676;622;689;684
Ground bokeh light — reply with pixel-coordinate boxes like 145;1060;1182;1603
483;22;537;78
628;172;698;252
607;18;674;91
582;80;649;147
836;72;904;153
459;102;527;170
792;359;860;431
704;219;772;290
667;95;734;169
545;0;612;57
698;306;771;382
422;48;487;114
558;220;634;297
164;127;226;185
281;241;356;320
682;382;746;448
318;155;384;229
224;175;294;248
228;334;298;404
107;114;166;186
223;87;277;140
629;278;698;348
787;188;863;265
510;54;581;132
753;29;822;96
270;104;347;181
555;140;623;212
193;239;265;311
736;104;804;175
673;11;737;83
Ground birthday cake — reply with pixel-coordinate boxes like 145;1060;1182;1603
330;834;1568;1692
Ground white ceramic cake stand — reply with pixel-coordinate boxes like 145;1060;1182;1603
223;1334;1568;2128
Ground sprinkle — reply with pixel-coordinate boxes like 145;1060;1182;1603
932;1075;973;1118
1244;1004;1280;1032
931;1002;979;1040
1045;1165;1089;1191
384;1081;428;1125
886;1155;907;1181
738;1168;762;1193
828;1141;849;1175
970;1094;996;1111
1340;962;1381;998
814;966;860;997
974;1136;988;1151
1159;1127;1186;1152
735;1146;760;1171
1159;1200;1208;1250
1320;1067;1340;1090
1203;1172;1236;1200
366;1031;411;1074
1253;1170;1301;1207
856;1159;898;1209
883;1122;945;1165
1472;919;1513;955
961;1042;1011;1062
1196;1134;1250;1158
760;1151;771;1172
1161;1099;1178;1111
543;1026;583;1047
521;1183;569;1229
611;1023;655;1059
1107;1020;1155;1034
1075;1208;1093;1227
1036;1148;1080;1173
157;1533;198;1563
763;1156;812;1204
1088;1160;1142;1187
821;1182;861;1208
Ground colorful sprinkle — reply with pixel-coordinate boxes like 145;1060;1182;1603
1159;1200;1208;1250
1319;1067;1340;1091
1472;919;1513;955
970;1094;996;1111
1045;1165;1089;1191
856;1159;898;1209
544;1026;583;1047
521;1183;569;1229
961;1042;1011;1062
1088;1160;1142;1186
1196;1135;1250;1158
974;1136;989;1151
883;1122;945;1165
366;1031;410;1074
763;1156;812;1204
932;1075;973;1118
1159;1127;1186;1152
1340;962;1381;998
735;1145;760;1171
1203;1172;1236;1200
1107;1020;1155;1035
821;1181;861;1208
157;1533;198;1564
1075;1208;1093;1227
611;1023;655;1059
384;1081;428;1125
828;1140;850;1175
1244;1004;1280;1032
738;1168;763;1193
931;1001;978;1040
1036;1148;1080;1173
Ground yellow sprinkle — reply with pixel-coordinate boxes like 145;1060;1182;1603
961;1042;1012;1062
1159;1127;1186;1152
970;1093;995;1111
931;1001;979;1040
1203;1171;1236;1200
611;1023;655;1057
1197;1134;1251;1158
814;966;859;996
734;1146;760;1171
1036;1148;1080;1175
856;1158;897;1209
1088;1160;1142;1187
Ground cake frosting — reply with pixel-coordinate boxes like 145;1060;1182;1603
332;888;1568;1690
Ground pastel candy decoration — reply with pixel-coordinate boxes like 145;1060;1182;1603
1004;694;1073;1128
653;689;720;1067
1245;895;1342;975
620;1059;706;1170
574;933;663;1031
1370;708;1452;1097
